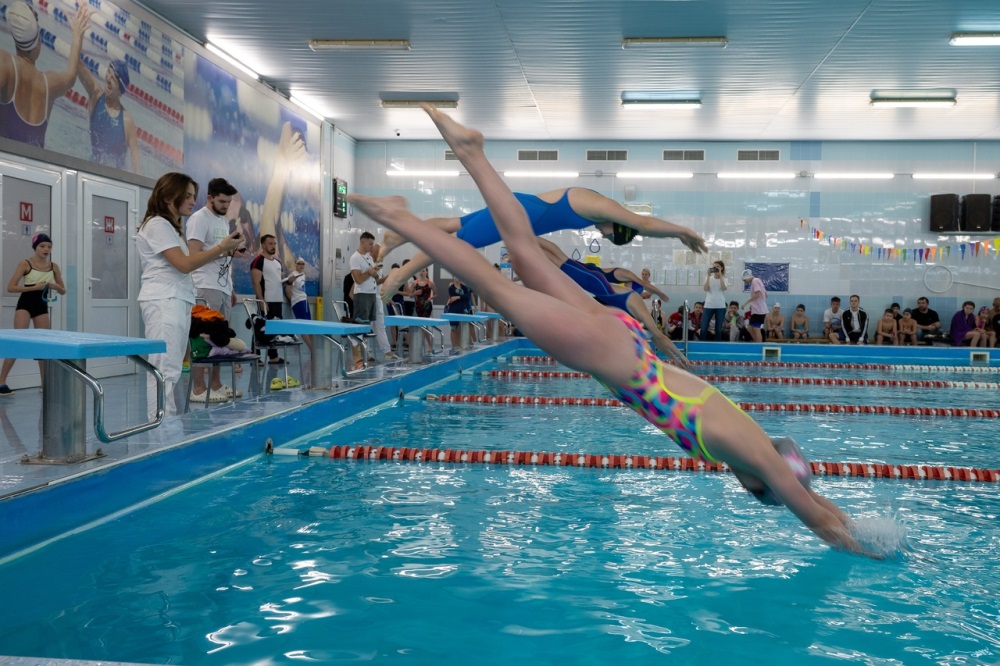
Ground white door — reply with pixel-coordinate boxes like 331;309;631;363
81;178;138;378
0;161;63;389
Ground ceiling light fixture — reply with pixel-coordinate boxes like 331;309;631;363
716;172;798;180
622;37;728;49
380;100;459;109
385;170;461;177
616;172;694;179
621;99;702;109
503;171;580;179
869;97;956;108
289;95;326;121
309;39;411;51
814;173;895;180
912;173;996;180
950;33;1000;46
205;42;259;80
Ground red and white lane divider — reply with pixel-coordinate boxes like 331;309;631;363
481;369;1000;389
425;393;1000;418
271;444;1000;482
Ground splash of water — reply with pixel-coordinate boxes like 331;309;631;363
851;515;911;560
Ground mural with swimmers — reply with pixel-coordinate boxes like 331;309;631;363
183;54;321;297
0;0;183;176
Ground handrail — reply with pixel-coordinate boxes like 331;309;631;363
54;356;164;442
681;299;690;358
424;325;445;353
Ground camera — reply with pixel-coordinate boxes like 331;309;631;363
233;232;242;241
394;129;401;137
710;267;719;273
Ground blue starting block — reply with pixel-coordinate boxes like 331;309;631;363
265;319;372;386
384;315;448;362
0;330;166;464
440;313;490;349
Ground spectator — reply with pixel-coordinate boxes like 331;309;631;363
285;257;314;355
251;234;288;365
688;301;704;340
976;307;996;348
723;300;751;342
823;297;846;344
989;297;1000;345
136;173;241;418
413;267;436;317
667;306;685;340
841;294;869;345
874;309;897;345
911;296;942;342
445;275;475;348
790;304;809;341
740;269;767;342
764;303;785;340
890;302;902;324
950;301;982;347
897;309;918;345
701;261;728;341
349;231;380;325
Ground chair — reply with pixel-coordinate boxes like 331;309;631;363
242;298;304;392
184;341;259;411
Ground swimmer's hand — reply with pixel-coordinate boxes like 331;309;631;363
677;227;708;254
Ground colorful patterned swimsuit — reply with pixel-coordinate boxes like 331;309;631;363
601;312;722;462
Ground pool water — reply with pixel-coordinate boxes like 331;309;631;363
0;353;997;665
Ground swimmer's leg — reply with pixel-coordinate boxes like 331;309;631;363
348;194;634;378
379;216;459;262
380;252;431;302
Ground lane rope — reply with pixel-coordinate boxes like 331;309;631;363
481;369;1000;389
425;393;1000;418
292;445;1000;482
499;355;999;373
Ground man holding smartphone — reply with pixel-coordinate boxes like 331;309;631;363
187;177;245;401
349;231;381;325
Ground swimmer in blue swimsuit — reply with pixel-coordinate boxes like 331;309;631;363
375;186;707;301
350;104;872;557
0;2;92;148
77;58;140;172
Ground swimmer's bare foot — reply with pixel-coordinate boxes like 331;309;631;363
380;265;406;302
378;229;406;262
421;103;484;158
347;194;411;228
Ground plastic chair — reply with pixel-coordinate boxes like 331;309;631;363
242;299;304;392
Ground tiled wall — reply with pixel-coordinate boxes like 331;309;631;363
346;138;1000;329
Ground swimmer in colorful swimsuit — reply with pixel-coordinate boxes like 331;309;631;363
376;187;707;300
349;104;870;557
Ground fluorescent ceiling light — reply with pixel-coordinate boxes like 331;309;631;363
380;100;458;109
385;170;461;177
870;97;956;108
814;173;895;180
717;172;797;179
622;37;728;48
503;171;580;179
206;42;259;80
310;39;411;51
621;100;702;109
289;94;326;121
950;33;1000;46
616;172;694;179
912;173;996;180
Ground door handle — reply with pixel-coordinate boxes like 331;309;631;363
88;277;102;282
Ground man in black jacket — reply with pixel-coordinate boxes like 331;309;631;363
841;294;869;345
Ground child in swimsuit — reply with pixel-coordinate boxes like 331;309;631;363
790;305;809;341
349;104;870;557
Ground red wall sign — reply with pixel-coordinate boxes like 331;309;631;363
104;216;115;233
19;202;33;222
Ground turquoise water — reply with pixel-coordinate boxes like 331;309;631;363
0;355;997;664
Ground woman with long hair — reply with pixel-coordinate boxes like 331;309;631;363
137;172;242;417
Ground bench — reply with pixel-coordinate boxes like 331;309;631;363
384;315;448;363
440;313;491;349
0;330;166;464
265;319;372;387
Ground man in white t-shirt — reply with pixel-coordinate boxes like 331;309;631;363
823;296;846;344
349;231;380;324
186;177;244;401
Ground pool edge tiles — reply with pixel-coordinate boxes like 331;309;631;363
0;339;533;560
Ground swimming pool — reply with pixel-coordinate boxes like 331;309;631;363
0;344;997;664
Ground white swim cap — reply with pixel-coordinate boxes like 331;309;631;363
741;269;753;279
7;2;40;52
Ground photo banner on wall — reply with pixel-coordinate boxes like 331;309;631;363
800;220;1000;263
184;54;321;297
743;262;789;293
1;0;184;176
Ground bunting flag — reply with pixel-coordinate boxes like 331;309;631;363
799;219;1000;263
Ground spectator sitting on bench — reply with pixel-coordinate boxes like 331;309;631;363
790;304;809;340
950;301;983;347
897;309;918;345
911;296;942;342
823;296;846;344
841;295;869;345
977;306;997;348
875;308;898;345
764;303;784;340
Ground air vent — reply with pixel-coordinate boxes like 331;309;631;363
738;149;780;161
518;149;559;161
663;149;705;161
587;149;628;161
444;150;457;161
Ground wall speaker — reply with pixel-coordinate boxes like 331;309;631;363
961;194;991;232
929;193;960;232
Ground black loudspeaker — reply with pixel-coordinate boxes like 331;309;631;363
962;194;992;232
992;196;1000;231
929;194;960;232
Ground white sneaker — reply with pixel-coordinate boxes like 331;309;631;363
190;390;209;403
274;335;296;343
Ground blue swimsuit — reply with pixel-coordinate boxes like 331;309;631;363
559;259;633;313
455;189;594;247
90;95;128;169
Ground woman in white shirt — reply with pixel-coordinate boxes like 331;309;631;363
700;260;728;341
137;172;242;418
